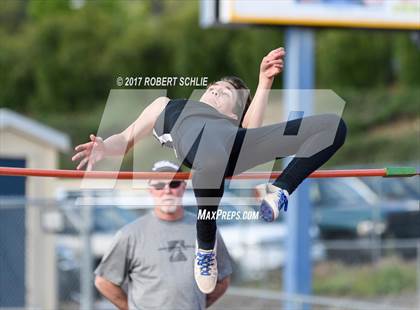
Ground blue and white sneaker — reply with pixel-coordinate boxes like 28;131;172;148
260;184;289;222
194;240;218;294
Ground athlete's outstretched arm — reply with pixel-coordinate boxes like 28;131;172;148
120;96;170;151
242;47;285;129
73;96;170;170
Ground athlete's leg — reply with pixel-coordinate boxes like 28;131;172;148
193;177;225;250
228;114;347;194
180;128;231;250
181;129;232;293
274;116;346;193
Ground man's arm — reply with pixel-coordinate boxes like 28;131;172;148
95;276;128;310
206;276;231;308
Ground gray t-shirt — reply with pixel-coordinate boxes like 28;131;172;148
95;211;232;310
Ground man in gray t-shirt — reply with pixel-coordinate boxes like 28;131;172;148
95;161;232;310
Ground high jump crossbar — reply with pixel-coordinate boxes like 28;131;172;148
0;166;418;180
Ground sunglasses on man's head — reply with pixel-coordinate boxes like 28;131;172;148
149;181;183;190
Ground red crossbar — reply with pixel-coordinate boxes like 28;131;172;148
0;167;399;180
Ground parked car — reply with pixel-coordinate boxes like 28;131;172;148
311;177;419;240
56;204;139;260
227;177;419;240
358;176;419;202
55;190;142;260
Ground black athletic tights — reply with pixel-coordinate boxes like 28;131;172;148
181;114;347;250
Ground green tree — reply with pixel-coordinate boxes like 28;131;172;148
28;0;72;21
0;0;28;33
27;4;126;112
394;33;420;87
316;30;393;88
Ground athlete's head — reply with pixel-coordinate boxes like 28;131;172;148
200;76;252;123
148;161;186;216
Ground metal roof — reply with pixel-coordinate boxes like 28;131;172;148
0;108;71;152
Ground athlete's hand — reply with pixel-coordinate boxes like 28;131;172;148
259;47;285;83
72;134;106;171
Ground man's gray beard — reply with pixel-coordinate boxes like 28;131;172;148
159;205;178;214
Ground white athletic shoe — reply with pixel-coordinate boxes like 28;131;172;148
260;184;289;222
194;240;218;294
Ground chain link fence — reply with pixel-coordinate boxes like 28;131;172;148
1;174;419;309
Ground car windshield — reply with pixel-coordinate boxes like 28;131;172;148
60;205;138;234
360;177;420;200
313;178;369;206
403;177;420;197
94;207;138;232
